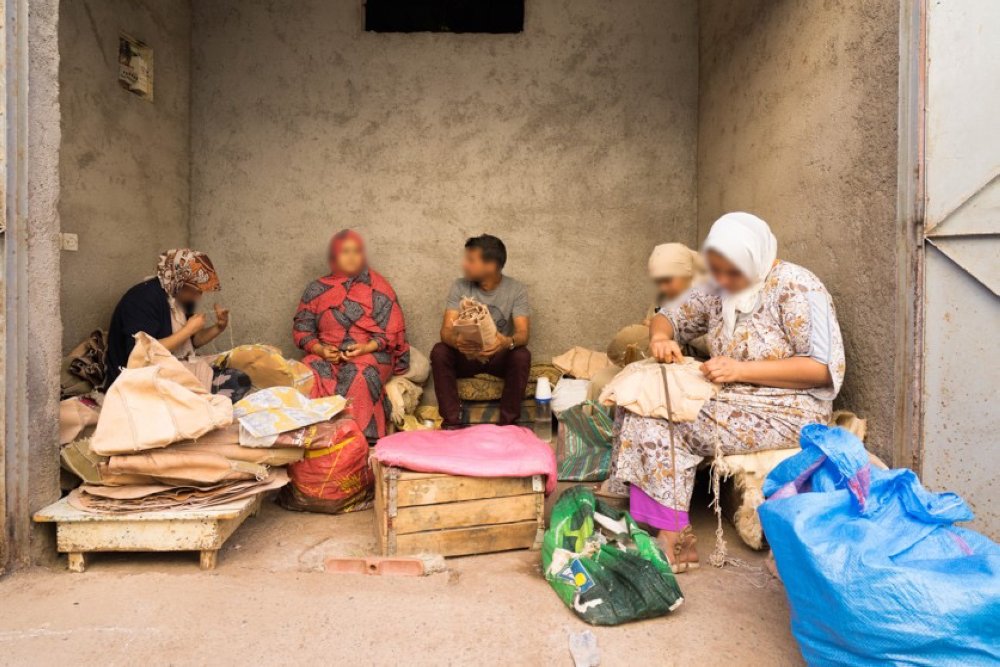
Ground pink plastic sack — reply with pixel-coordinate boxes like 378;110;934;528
374;424;558;494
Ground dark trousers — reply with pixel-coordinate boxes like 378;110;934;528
430;342;532;427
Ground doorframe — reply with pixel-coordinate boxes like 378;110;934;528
893;0;926;472
1;0;62;573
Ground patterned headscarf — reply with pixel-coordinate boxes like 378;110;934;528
156;248;221;296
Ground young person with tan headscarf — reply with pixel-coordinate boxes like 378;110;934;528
614;213;846;572
647;241;706;314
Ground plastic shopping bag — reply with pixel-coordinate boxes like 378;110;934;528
759;424;1000;667
542;485;683;626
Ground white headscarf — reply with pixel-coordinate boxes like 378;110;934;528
702;212;778;336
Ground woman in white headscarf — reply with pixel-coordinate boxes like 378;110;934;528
613;212;846;572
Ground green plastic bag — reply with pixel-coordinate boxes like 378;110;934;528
542;485;684;625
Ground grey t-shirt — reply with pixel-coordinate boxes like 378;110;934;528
445;276;530;336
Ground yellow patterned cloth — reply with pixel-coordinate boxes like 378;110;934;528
234;386;346;438
215;344;315;395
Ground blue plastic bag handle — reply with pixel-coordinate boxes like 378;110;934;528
767;424;872;510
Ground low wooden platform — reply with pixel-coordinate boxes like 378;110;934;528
33;495;262;572
373;460;545;558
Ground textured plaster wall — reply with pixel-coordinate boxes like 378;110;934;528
24;0;63;565
697;0;900;460
190;0;698;361
59;0;191;352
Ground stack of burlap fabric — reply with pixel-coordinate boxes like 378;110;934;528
66;334;313;513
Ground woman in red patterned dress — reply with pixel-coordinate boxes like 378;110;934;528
293;230;410;441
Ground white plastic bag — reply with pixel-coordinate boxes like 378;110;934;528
551;378;591;415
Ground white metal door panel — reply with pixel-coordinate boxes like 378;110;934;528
922;0;999;538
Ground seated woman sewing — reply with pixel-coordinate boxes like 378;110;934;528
613;212;845;572
105;249;229;388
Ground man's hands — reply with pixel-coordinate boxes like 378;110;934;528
479;334;511;358
700;356;744;383
455;334;483;357
649;335;684;363
214;303;230;331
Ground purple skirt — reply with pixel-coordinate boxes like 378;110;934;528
629;485;689;531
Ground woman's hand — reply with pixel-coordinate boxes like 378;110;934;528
342;341;378;359
213;303;230;331
700;356;744;383
650;335;684;363
183;313;207;335
311;343;341;364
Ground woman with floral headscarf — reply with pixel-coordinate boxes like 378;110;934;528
613;213;845;572
294;230;410;441
105;249;229;388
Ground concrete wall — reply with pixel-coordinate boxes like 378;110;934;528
697;0;900;460
59;0;192;351
190;0;698;361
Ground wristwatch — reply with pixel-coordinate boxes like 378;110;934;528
508;336;516;351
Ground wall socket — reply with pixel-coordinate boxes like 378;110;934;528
60;232;79;251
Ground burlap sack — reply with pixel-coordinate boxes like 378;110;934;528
552;346;615;380
453;297;498;360
91;333;233;456
606;324;650;366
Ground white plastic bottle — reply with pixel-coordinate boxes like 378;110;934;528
534;376;553;442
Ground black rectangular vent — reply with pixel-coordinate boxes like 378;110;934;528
365;0;524;34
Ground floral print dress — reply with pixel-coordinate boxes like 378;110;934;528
611;261;846;513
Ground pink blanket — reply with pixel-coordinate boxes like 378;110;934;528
374;424;558;494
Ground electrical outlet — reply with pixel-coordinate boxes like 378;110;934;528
61;233;79;251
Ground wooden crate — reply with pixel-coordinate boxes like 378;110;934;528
33;495;262;572
373;459;544;557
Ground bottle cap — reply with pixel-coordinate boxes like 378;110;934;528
535;376;552;400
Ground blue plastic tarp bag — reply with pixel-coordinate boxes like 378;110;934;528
759;424;1000;667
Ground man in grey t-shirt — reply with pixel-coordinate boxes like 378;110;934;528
431;234;532;427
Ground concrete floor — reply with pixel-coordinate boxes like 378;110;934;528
0;495;803;666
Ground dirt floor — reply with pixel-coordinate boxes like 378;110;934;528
0;491;803;666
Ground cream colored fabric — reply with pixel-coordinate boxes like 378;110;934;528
91;333;234;456
59;397;100;445
68;469;288;513
606;324;650;366
552;346;615;380
104;450;266;486
702;212;778;336
170;441;304;466
586;365;622;403
385;376;423;426
60;437;107;484
598;357;718;422
402;347;431;384
648;242;704;279
180;357;215;392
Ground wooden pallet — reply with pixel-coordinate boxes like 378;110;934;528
373;459;544;558
33;494;262;572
